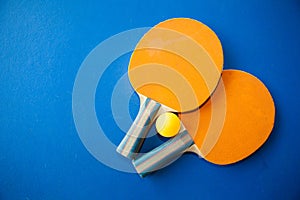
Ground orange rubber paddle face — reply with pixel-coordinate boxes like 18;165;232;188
128;18;223;112
179;70;275;165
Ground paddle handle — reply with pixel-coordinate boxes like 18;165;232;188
116;98;161;159
132;130;194;177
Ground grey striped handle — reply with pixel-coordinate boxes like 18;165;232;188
116;98;161;159
132;130;194;177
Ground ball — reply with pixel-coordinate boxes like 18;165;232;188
156;112;181;138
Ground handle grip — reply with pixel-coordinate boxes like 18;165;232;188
116;98;161;159
132;130;194;177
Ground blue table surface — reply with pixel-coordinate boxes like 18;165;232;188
1;0;300;199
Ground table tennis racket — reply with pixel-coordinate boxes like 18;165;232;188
133;69;275;177
117;18;223;158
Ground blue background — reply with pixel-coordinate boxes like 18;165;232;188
1;0;300;199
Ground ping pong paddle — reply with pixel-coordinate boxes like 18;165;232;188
117;18;223;158
132;69;275;177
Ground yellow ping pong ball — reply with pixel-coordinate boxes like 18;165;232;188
156;112;181;138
